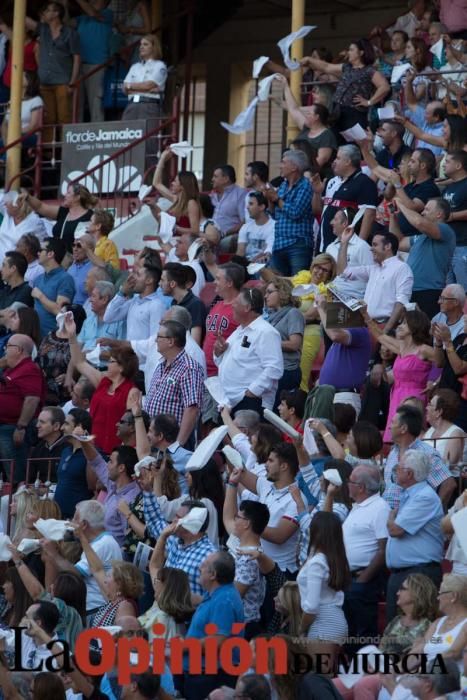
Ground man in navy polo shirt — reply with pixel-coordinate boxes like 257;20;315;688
175;551;244;700
32;238;75;336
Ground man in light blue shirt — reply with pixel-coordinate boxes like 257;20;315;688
33;239;75;336
404;101;446;157
78;280;125;361
386;449;444;621
68;234;94;306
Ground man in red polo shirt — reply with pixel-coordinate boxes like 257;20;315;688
0;334;46;483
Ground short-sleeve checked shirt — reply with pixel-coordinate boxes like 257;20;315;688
272;176;313;251
383;439;452;509
144;350;204;423
143;492;217;595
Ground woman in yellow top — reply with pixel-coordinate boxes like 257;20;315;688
292;254;336;392
81;208;120;270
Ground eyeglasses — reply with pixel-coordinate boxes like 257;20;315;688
264;288;278;295
234;514;249;521
6;343;21;349
348;479;362;485
72;242;82;248
118;419;134;425
108;358;118;364
313;264;332;275
156;334;170;340
438;590;454;596
438;296;457;302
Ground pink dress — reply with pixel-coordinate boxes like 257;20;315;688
383;354;431;442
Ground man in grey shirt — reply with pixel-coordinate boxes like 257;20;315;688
27;3;80;129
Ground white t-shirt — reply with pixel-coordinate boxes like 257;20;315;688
75;531;122;611
124;59;168;97
256;476;299;572
237;218;275;260
5;95;43;131
326;234;374;298
342;494;390;570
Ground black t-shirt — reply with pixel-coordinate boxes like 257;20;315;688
440;332;467;392
442;176;467;246
173;290;207;330
29;438;67;481
398;178;440;236
0;281;33;310
52;206;93;253
321;170;378;249
376;143;412;170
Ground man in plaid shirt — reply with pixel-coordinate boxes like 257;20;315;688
383;404;456;509
142;485;217;595
144;320;204;448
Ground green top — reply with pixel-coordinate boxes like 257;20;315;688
380;616;430;655
40;590;83;650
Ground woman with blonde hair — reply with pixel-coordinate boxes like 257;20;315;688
0;192;47;262
8;488;39;546
291;253;336;392
264;276;305;407
153;149;202;234
122;33;167;123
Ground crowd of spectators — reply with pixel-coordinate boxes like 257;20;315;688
0;1;466;700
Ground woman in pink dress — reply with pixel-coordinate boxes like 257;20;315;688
365;310;434;442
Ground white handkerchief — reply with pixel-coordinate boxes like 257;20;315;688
253;56;270;79
430;38;444;62
204;376;230;408
169;141;194;158
34;518;75;541
156;197;173;212
17;538;40;554
178;506;208;534
257;74;279;102
222;445;244;470
73;222;89;240
3;191;18;205
0;534;12;561
187;238;203;261
221;97;259;134
303;422;319;456
340;124;367;143
391;63;411;83
138;184;153;201
55;312;67;332
277;26;316;71
291;283;318;298
159;211;176;243
323;469;343;487
134;455;158;477
247;262;266;275
377;106;395;120
86;343;101;366
349;205;367;229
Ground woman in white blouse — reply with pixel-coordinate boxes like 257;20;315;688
122;33;167;122
297;511;350;652
424;389;465;475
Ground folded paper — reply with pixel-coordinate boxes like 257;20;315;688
34;518;75;541
377;106;395;120
134;455;158;477
55;312;67;332
430;38;444;62
0;534;12;561
138;184;153;202
221;97;259;135
323;469;343;487
349;205;368;229
303;422;319;456
177;506;208;534
247;262;266;275
391;63;411;83
340;124;367;143
204;376;230;408
159;212;176;243
156;197;173;212
86;343;101;366
263;408;300;439
169;141;194;159
253;56;270;79
17;538;41;554
277;26;316;71
185;425;229;472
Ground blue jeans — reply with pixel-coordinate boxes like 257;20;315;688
447;246;467;290
270;241;312;276
0;424;27;483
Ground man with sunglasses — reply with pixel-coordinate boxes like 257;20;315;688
68;233;95;305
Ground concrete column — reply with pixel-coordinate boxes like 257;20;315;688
226;63;251;184
6;0;26;190
288;0;305;140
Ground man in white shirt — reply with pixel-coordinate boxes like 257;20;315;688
104;262;165;342
236;192;275;262
41;499;122;620
214;287;283;413
327;210;373;299
234;442;300;575
341;229;413;332
343;465;390;651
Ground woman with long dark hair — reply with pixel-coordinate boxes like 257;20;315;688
297;511;350;650
0;566;33;629
301;37;390;132
364;309;434;442
153;147;202;234
140;565;194;642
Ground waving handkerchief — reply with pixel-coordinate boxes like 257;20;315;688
86;343;101;366
222;445;244;470
18;538;41;554
204;376;230;408
169;141;193;158
185;425;229;472
323;469;343;487
221;97;259;134
159;211;176;243
277;26;316;70
34;518;75;541
391;63;411;83
253;56;270;79
0;535;12;561
55;312;67;332
138;184;153;201
257;74;279;102
178;507;208;535
134;455;158;477
430;38;444;62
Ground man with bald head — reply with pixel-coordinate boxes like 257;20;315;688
342;464;390;651
0;334;46;482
